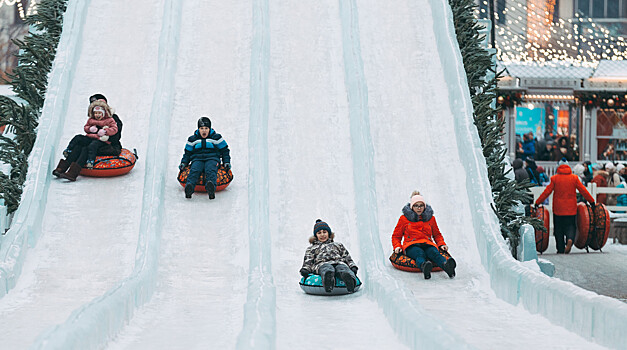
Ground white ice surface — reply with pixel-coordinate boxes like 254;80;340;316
0;0;626;349
0;0;162;348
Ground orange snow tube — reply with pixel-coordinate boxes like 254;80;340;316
575;202;593;249
80;148;137;177
531;205;550;253
177;164;233;192
389;249;452;273
589;204;611;250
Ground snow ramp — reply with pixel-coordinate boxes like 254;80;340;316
0;0;625;349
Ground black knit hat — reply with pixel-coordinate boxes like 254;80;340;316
89;93;107;103
198;116;211;129
313;219;332;236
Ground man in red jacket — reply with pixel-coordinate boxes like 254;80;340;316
535;158;596;254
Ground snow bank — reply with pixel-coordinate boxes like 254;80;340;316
30;0;181;348
0;0;90;298
235;0;277;349
429;0;627;348
340;1;473;349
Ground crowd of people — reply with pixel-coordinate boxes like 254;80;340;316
516;131;579;162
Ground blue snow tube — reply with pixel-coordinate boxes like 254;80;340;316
299;274;362;295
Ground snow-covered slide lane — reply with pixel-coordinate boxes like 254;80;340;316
0;0;164;348
267;1;436;349
360;0;617;349
105;1;252;349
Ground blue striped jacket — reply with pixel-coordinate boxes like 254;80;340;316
181;129;231;164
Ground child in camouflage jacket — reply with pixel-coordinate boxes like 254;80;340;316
299;219;359;293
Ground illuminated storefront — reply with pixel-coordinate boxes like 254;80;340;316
499;60;627;170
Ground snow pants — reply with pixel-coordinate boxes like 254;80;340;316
65;135;118;166
318;263;356;287
405;243;447;269
553;214;576;254
187;159;219;189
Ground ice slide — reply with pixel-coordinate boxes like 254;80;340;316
0;0;626;349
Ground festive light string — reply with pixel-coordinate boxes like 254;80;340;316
478;0;627;65
0;0;37;19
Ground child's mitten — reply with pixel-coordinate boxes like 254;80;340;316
89;125;98;133
97;129;106;137
99;135;109;142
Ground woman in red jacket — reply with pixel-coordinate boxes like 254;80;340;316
535;158;595;254
392;192;456;279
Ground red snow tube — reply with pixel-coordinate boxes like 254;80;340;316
575;202;593;249
531;205;550;253
389;249;452;272
177;164;233;192
590;204;611;250
575;203;610;250
80;148;137;177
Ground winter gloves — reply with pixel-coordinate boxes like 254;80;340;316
350;266;358;276
179;162;187;171
223;162;231;170
299;268;311;278
88;126;109;141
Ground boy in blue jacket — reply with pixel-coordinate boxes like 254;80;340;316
179;116;231;199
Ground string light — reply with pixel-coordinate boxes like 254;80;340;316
0;0;38;19
477;0;627;65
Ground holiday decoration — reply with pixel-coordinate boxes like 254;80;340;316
496;91;523;108
0;0;68;213
576;92;626;110
451;0;544;257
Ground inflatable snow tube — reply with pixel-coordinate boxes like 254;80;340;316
575;202;593;249
177;164;233;192
389;249;452;273
80;148;137;177
589;204;611;250
299;274;362;296
531;205;550;253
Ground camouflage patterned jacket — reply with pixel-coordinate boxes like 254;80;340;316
300;238;357;275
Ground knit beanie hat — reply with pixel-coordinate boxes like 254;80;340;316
410;195;426;208
617;163;625;172
198;116;211;129
93;106;105;115
89;93;107;103
558;157;569;166
313;219;331;236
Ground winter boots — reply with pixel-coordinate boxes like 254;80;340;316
206;182;216;200
323;270;335;293
340;272;357;293
185;184;194;198
52;159;70;177
421;261;433;280
59;162;82;182
565;239;573;254
443;258;457;278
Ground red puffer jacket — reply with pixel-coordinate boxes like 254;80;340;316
392;204;446;252
536;164;595;216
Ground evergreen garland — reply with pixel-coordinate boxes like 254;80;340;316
448;0;544;256
0;0;68;213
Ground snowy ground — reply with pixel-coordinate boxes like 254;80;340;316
0;84;13;96
542;240;627;302
0;0;624;349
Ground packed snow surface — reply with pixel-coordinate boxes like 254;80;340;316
0;0;625;349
